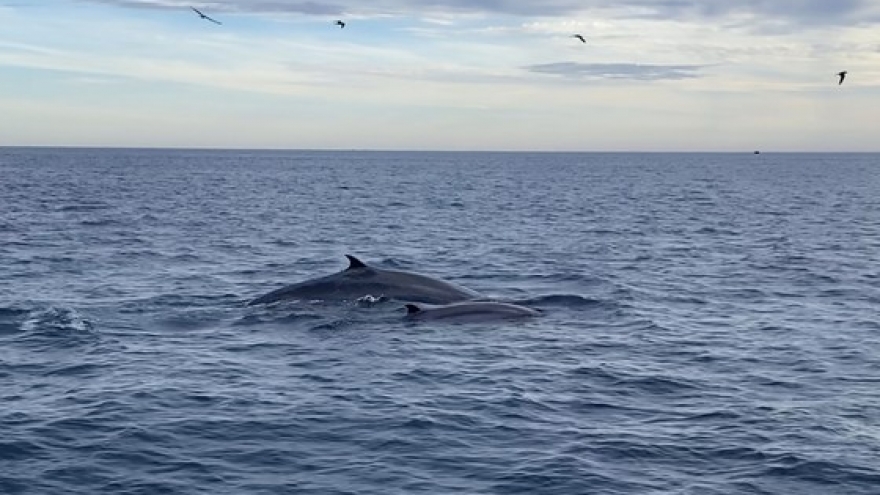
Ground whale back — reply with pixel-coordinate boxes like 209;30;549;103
247;255;481;306
404;301;540;322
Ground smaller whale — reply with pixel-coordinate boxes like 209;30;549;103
404;301;540;323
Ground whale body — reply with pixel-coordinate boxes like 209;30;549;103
247;255;482;306
404;301;540;323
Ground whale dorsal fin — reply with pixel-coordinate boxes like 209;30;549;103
405;304;422;315
345;254;368;270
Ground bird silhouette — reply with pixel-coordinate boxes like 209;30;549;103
837;71;847;85
572;34;586;43
191;7;221;25
335;20;346;29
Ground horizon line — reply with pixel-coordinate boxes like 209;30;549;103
2;145;878;154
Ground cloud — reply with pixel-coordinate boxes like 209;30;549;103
621;0;871;23
80;0;343;15
525;61;704;81
77;0;880;26
78;0;580;16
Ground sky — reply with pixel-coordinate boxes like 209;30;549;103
1;0;879;151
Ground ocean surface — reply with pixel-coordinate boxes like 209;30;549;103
1;148;879;494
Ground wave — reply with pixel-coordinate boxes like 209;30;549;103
55;202;109;212
0;438;45;463
0;306;97;348
16;306;95;343
79;218;122;227
308;318;357;332
0;308;30;336
759;456;880;486
233;310;324;327
117;293;241;312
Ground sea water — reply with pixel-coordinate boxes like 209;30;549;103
1;148;878;494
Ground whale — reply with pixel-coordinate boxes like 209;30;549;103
404;301;540;323
247;255;483;306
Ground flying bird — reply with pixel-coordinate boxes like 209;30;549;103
572;34;586;43
837;71;847;85
335;20;346;29
191;7;221;25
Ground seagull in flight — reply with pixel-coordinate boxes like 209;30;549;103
335;20;346;29
837;71;847;85
191;7;222;25
572;34;586;43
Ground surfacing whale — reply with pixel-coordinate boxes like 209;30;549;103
247;255;482;306
404;301;540;322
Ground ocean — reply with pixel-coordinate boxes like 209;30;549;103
1;148;878;494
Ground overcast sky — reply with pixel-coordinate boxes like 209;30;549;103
1;0;878;151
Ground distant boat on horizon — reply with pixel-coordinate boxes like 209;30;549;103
754;150;760;154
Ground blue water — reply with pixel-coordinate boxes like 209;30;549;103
2;148;879;494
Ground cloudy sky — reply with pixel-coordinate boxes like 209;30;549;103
1;0;878;150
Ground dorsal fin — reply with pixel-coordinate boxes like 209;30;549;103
345;254;368;270
405;304;422;315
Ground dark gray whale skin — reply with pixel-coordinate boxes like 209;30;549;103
247;255;482;306
404;301;540;322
